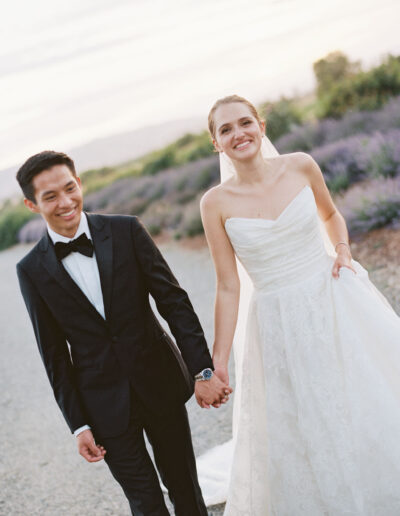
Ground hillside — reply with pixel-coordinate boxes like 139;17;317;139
0;117;205;204
2;53;400;250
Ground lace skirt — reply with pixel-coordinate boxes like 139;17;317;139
223;259;400;516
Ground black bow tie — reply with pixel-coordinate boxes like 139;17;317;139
54;233;94;261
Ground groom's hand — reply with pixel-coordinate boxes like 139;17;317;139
77;429;106;463
195;375;233;409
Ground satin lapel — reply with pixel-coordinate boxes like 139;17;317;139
39;232;107;325
87;213;113;322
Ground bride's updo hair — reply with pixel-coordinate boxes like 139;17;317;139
208;94;264;140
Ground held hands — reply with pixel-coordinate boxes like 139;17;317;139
332;244;356;279
77;429;106;463
195;365;233;409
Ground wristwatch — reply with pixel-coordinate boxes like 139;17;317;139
194;368;214;381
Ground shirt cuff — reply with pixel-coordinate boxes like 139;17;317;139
74;425;91;437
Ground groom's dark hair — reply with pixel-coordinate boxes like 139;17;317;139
16;150;77;203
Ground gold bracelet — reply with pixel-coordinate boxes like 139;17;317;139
334;241;350;253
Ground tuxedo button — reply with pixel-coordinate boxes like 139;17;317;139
112;336;118;342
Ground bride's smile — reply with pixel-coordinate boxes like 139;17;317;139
212;101;265;161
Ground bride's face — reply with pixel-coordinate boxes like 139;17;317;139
213;102;265;161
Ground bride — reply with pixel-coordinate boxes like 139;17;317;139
199;95;400;515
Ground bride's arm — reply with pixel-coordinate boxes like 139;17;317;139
200;188;240;383
298;153;356;278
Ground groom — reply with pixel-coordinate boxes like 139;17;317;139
16;151;231;515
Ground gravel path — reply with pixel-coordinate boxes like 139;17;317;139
1;237;399;516
0;243;229;516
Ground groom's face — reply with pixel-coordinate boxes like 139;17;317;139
24;165;83;238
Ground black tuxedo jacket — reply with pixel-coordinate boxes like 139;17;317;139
17;213;213;438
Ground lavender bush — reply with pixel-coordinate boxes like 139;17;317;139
335;177;400;236
83;156;219;236
275;95;400;153
311;129;400;193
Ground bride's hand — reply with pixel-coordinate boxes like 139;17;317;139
213;364;230;386
211;363;232;407
332;245;356;279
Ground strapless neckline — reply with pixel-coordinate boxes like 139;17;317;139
224;185;311;226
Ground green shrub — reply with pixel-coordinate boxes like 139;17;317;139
127;198;150;215
175;133;197;147
313;51;360;98
184;214;204;237
328;173;350;193
175;175;188;192
368;143;399;178
169;211;183;228
261;98;304;141
82;164;141;194
176;192;197;205
184;145;213;162
194;167;213;191
82;166;113;181
142;149;176;175
318;55;400;118
148;224;161;236
178;132;214;163
350;198;400;233
0;202;35;251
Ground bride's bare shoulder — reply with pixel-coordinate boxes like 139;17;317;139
200;181;232;210
274;151;315;167
272;152;318;181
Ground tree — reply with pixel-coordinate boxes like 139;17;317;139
318;54;400;118
313;51;360;97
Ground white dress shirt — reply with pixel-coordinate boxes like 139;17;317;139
47;213;102;437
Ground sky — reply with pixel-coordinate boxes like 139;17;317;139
0;0;399;171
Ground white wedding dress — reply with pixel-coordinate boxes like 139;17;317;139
199;184;400;515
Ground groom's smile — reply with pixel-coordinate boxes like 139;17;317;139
24;164;83;238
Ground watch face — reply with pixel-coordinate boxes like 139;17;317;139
203;368;213;380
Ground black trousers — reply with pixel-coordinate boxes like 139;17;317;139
96;388;208;516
